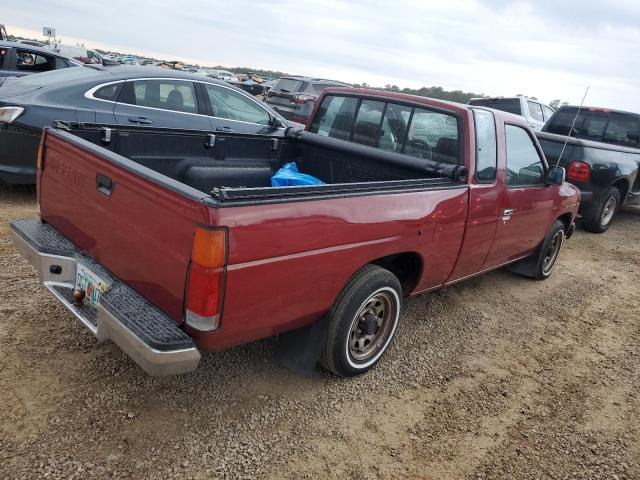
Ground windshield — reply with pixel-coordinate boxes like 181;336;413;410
273;78;304;93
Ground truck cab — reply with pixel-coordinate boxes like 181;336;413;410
11;88;579;377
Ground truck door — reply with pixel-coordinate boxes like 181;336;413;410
447;109;501;281
483;123;555;267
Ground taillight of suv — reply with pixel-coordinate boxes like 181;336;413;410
293;94;316;104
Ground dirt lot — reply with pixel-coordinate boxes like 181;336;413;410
0;185;638;480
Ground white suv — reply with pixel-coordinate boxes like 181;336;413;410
468;96;555;131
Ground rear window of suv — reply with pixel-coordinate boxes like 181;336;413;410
273;78;304;93
310;94;460;165
545;108;640;148
468;98;522;116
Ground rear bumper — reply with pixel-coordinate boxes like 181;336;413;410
10;218;200;376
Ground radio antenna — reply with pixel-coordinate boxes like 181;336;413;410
556;86;590;166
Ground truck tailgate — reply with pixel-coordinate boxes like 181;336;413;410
39;128;211;322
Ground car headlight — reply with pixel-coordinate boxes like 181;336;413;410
0;106;25;124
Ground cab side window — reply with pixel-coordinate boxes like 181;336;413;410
505;125;545;186
473;109;497;182
0;48;7;68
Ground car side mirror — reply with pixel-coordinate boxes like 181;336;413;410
270;117;285;128
546;166;565;186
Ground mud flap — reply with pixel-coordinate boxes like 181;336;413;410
275;316;329;377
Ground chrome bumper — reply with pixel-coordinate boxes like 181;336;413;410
10;219;200;376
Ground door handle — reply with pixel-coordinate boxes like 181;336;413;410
502;208;514;223
128;116;153;125
216;126;233;132
96;173;114;196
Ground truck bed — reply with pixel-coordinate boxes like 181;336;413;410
56;122;465;205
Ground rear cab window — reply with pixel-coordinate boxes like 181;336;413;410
310;94;461;165
545;108;640;147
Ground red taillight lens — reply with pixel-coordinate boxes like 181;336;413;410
566;161;591;183
185;227;227;331
293;94;315;104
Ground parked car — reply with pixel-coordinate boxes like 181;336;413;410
537;106;640;232
266;76;350;124
121;55;138;65
52;43;103;64
11;88;579;377
468;96;555;131
0;65;289;184
0;41;80;78
208;69;237;82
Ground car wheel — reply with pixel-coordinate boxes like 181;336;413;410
582;187;621;234
320;265;402;377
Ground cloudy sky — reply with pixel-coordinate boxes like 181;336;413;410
5;0;640;111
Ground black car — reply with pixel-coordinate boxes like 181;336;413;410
537;106;640;232
0;65;288;184
266;76;350;124
0;41;80;79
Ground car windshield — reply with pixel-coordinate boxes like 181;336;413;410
469;98;522;115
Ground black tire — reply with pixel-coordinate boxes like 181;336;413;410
320;265;402;377
508;220;565;280
582;186;621;234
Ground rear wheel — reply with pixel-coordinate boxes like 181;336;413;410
320;265;402;377
583;186;621;233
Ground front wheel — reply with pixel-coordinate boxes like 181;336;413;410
320;265;402;377
582;187;621;233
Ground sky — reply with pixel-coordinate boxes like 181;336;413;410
4;0;640;111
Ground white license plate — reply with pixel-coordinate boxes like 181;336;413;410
75;264;108;308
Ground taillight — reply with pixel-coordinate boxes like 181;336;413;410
293;94;315;104
566;161;591;183
185;227;227;331
36;131;46;218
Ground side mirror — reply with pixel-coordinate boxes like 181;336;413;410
546;166;565;186
270;116;286;128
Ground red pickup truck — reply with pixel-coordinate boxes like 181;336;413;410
11;88;579;377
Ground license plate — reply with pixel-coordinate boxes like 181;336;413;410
75;264;108;308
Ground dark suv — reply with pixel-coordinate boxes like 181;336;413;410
265;76;350;124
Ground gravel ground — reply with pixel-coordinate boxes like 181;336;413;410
0;185;638;480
